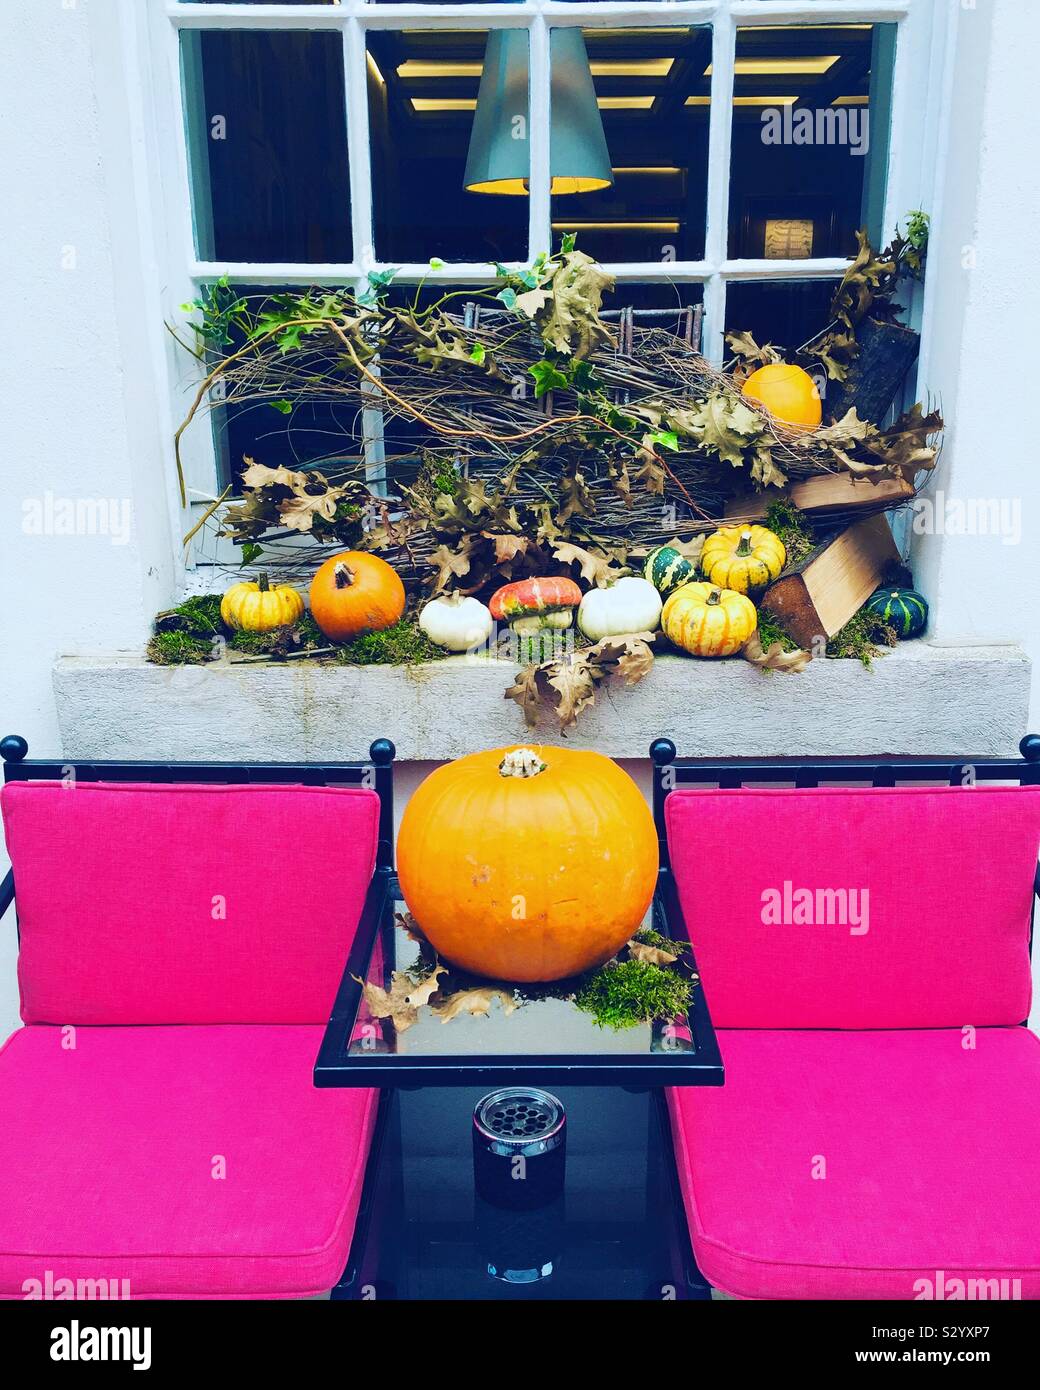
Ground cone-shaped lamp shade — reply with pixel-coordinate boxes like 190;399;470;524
464;30;613;196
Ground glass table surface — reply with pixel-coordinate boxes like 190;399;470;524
315;873;723;1089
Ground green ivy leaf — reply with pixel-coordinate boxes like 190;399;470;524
469;342;486;365
647;429;680;452
559;232;577;254
529;360;569;399
497;287;517;310
240;542;263;565
269;398;294;414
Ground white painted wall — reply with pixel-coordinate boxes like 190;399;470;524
0;0;1038;1046
0;2;178;1037
914;0;1040;732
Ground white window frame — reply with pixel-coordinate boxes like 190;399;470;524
142;0;949;555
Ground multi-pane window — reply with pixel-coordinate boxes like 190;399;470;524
158;1;937;502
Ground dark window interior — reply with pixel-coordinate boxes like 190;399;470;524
182;29;352;263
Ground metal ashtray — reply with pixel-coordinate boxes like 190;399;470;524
473;1088;567;1282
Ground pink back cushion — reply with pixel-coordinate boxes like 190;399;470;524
1;781;380;1024
665;785;1040;1028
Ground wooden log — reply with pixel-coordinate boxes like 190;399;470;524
760;514;901;650
823;317;921;425
726;472;914;523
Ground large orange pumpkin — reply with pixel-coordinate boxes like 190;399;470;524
397;746;659;983
309;551;405;641
741;363;822;433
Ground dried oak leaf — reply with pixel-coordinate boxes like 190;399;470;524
279;489;340;534
557;470;596;523
628;939;681;965
429;542;474;594
219;491;279;540
743;629;812;674
551;541;624;588
504;665;543;728
633;442;667;495
430;987;518;1024
239;460;309;491
725;330;783;370
674;393;764;469
589;633;656;685
505;634;655;732
541;659;598;730
805;331;859;383
535;250;616;360
491;533;532;566
846;403;943;483
514;287;551;318
809;408;877;449
750;446;788;490
353;964;447;1033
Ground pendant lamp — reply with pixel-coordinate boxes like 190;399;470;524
464;29;613;196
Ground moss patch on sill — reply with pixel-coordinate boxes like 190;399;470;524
146;594;446;668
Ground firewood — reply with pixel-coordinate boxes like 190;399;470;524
725;472;913;524
759;514;901;650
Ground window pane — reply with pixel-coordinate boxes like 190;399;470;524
181;31;352;263
725;279;836;357
727;23;894;259
368;30;529;264
550;27;710;265
200;286;366;490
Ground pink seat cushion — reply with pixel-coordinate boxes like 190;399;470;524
1;781;379;1024
668;1027;1040;1300
0;1024;377;1298
666;785;1040;1027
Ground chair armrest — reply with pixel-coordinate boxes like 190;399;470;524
0;871;13;922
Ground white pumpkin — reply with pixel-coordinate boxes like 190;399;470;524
578;576;662;640
419;593;493;651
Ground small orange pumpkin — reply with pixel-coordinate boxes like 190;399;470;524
309;551;405;642
397;746;659;983
741;363;822;433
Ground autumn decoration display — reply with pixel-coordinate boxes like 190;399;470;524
151;219;938;727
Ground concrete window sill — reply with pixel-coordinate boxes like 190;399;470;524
52;644;1031;761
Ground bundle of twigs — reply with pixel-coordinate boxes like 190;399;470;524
173;245;941;596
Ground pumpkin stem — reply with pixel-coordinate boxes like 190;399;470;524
334;562;355;589
499;748;547;779
257;573;270;592
736;530;754;557
707;588;722;606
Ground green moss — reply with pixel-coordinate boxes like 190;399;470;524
826;608;898;667
764;498;816;569
756;611;800;653
146;630;214;665
227;612;326;657
575;959;693;1030
153;593;224;636
329;618;447;666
